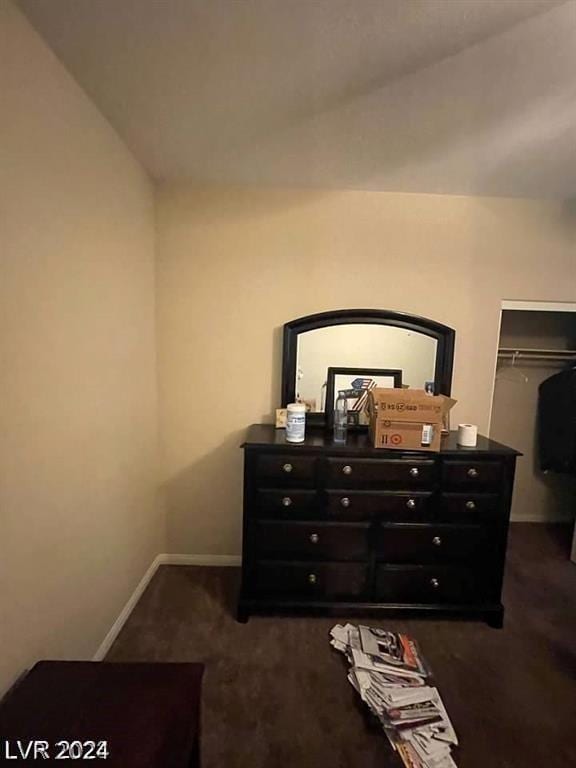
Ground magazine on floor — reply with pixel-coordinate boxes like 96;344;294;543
358;626;429;677
330;623;458;768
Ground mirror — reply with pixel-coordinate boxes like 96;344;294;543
281;309;455;425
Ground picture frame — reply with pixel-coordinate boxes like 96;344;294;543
325;367;402;429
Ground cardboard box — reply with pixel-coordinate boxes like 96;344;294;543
370;420;442;451
368;389;456;452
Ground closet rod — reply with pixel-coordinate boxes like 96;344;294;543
497;347;576;359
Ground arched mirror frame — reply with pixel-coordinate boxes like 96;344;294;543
281;309;455;425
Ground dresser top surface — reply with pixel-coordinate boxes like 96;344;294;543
243;424;521;456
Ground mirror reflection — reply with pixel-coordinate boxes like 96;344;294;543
295;324;438;414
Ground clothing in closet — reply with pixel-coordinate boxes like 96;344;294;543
538;368;576;474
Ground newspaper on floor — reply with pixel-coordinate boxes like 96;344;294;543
330;623;458;768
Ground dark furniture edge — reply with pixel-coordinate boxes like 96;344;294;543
241;424;522;456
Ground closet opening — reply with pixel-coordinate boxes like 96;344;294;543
489;301;576;562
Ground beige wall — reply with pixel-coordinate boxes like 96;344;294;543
156;183;576;555
0;0;162;693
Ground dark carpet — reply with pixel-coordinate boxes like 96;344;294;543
107;524;576;768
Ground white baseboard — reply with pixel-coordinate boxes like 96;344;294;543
161;553;241;567
93;553;241;661
93;554;163;661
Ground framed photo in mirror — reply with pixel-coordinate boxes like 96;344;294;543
325;367;402;429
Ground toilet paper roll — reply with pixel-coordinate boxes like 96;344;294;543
457;424;478;447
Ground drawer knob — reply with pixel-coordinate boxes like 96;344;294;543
282;496;292;507
342;465;352;475
340;497;351;508
309;533;319;544
432;536;442;546
406;498;416;510
430;578;440;588
467;467;479;478
465;500;476;510
283;463;293;473
308;573;317;585
409;467;420;478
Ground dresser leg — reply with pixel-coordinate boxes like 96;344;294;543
486;608;504;629
236;602;250;624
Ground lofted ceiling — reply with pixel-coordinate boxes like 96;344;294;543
16;0;576;198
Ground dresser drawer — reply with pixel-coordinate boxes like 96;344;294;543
324;458;436;489
325;491;433;521
438;493;500;522
253;561;368;600
441;460;502;490
256;489;318;519
255;520;369;561
375;565;484;604
256;454;316;486
376;523;483;564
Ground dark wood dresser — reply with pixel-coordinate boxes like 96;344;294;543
238;425;520;626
